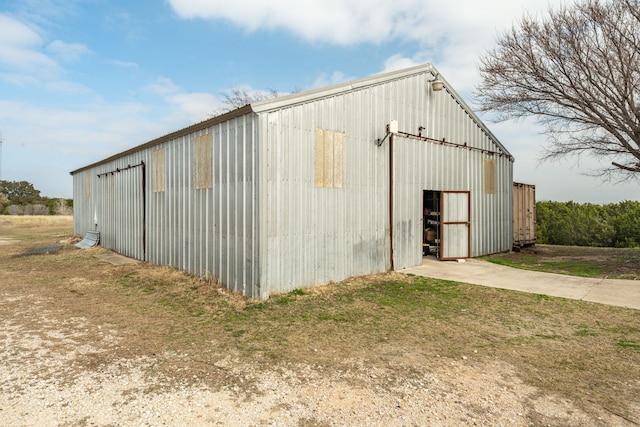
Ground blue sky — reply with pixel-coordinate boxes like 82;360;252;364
0;0;637;203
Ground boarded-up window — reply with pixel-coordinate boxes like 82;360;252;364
152;148;165;192
194;134;213;189
315;129;344;188
84;171;91;198
484;158;496;194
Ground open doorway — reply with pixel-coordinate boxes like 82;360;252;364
423;191;441;258
423;190;471;260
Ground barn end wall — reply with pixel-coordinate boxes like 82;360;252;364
393;134;513;269
256;94;391;298
72;112;262;298
256;69;513;296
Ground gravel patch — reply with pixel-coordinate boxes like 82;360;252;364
0;293;627;426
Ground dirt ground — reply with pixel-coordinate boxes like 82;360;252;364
1;216;639;426
486;244;640;279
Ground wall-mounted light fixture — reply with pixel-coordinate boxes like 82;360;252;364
427;70;444;92
375;120;398;146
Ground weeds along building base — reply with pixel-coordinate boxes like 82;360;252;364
71;64;515;299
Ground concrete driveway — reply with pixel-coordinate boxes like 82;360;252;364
402;257;640;310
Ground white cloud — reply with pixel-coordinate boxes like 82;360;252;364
0;72;38;86
309;71;354;89
0;14;57;73
166;0;559;98
46;40;90;61
0;14;95;90
167;92;218;121
168;0;431;44
144;77;219;122
373;1;563;95
144;76;181;96
0;98;164;197
44;79;91;93
381;53;433;73
166;0;562;96
167;0;554;46
108;59;139;69
0;100;154;164
0;13;42;45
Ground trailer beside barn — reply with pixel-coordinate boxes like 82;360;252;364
512;182;536;248
71;64;515;299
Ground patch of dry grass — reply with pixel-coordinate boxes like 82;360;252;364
0;215;74;246
0;214;73;226
485;244;640;279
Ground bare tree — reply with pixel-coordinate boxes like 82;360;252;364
476;0;640;179
216;87;279;115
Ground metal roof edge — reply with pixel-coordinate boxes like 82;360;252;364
69;105;254;175
70;64;513;176
430;72;513;160
251;63;513;160
251;63;437;113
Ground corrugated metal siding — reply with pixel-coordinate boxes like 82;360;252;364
73;171;94;237
393;134;512;269
72;112;261;297
73;157;148;261
73;64;513;299
258;87;392;297
146;113;260;297
97;163;145;260
258;70;513;295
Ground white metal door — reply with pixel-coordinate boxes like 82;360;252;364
440;191;470;260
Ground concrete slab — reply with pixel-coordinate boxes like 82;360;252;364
94;251;138;265
402;257;640;310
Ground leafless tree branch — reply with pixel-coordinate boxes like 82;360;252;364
476;0;640;180
213;87;280;116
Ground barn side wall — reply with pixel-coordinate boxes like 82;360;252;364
72;113;261;297
256;71;513;296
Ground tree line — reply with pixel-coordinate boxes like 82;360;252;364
0;180;72;215
536;201;640;248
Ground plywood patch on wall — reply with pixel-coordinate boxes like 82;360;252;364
484;158;496;194
194;134;213;189
152;148;165;193
315;129;345;188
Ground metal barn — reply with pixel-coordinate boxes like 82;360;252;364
71;64;514;299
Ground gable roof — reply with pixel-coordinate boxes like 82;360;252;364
253;63;510;157
71;63;510;175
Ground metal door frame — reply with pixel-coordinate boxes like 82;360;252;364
440;190;471;260
96;161;146;260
